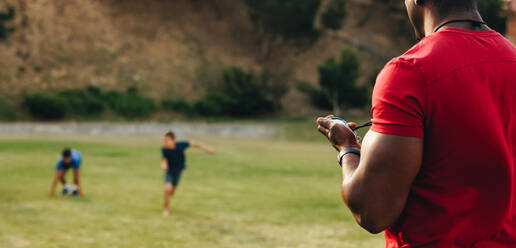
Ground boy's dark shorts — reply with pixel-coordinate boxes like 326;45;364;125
165;169;183;187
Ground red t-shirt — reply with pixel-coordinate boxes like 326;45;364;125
372;28;516;247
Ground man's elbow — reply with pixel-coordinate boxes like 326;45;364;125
355;216;389;234
344;191;397;234
347;200;391;234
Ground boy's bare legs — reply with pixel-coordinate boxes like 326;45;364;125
163;182;176;217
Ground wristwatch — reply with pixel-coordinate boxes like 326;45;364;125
338;147;361;166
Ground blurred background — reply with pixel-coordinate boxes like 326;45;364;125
0;1;514;247
0;0;509;123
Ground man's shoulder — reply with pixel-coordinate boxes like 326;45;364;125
391;30;516;84
177;141;190;146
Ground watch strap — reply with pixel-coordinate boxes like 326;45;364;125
338;147;361;166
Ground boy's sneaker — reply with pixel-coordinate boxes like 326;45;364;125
70;185;79;197
61;188;69;196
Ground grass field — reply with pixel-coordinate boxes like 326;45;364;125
0;124;383;248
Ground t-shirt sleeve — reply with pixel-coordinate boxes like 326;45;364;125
371;60;426;138
161;148;166;158
180;141;190;150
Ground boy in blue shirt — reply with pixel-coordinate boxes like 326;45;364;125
49;148;83;197
161;131;216;216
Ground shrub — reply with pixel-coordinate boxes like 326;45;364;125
105;87;156;119
0;5;15;40
321;0;347;30
194;93;236;116
245;0;322;61
245;0;322;39
259;70;289;110
24;93;67;120
195;67;282;117
57;86;105;116
297;82;333;110
0;100;16;121
317;49;369;114
162;98;194;114
478;0;506;34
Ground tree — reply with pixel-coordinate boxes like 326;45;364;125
244;0;321;62
321;0;347;30
318;49;367;115
477;0;506;34
0;5;15;40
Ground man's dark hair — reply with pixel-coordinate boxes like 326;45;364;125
432;0;477;15
62;148;71;158
164;131;175;139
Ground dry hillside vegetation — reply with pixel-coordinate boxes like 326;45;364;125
0;0;414;114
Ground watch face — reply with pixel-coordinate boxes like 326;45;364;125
330;117;356;136
330;117;349;127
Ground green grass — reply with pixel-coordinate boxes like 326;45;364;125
0;128;382;247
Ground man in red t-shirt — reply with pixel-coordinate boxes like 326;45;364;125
317;0;516;247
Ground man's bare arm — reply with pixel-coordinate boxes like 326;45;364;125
190;141;217;154
317;117;422;233
342;131;422;233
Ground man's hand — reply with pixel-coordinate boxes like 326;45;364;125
317;115;361;151
191;141;217;154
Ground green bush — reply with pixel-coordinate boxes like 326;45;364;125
245;0;321;39
195;67;281;117
105;87;156;119
317;49;369;113
162;98;194;114
321;0;347;30
194;93;236;116
0;5;15;40
259;70;289;110
297;82;332;110
478;0;506;34
22;86;157;120
0;100;16;121
23;93;67;120
57;86;105;116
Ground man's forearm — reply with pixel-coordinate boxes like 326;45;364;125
340;153;361;206
341;153;360;182
195;143;215;153
340;153;384;233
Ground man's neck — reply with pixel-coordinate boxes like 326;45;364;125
423;10;487;36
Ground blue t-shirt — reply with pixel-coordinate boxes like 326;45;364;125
56;149;82;171
162;141;190;172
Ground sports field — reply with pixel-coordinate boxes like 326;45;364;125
0;124;383;248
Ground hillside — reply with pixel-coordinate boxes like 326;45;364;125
0;0;415;116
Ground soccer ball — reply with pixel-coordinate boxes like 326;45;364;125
61;184;78;196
